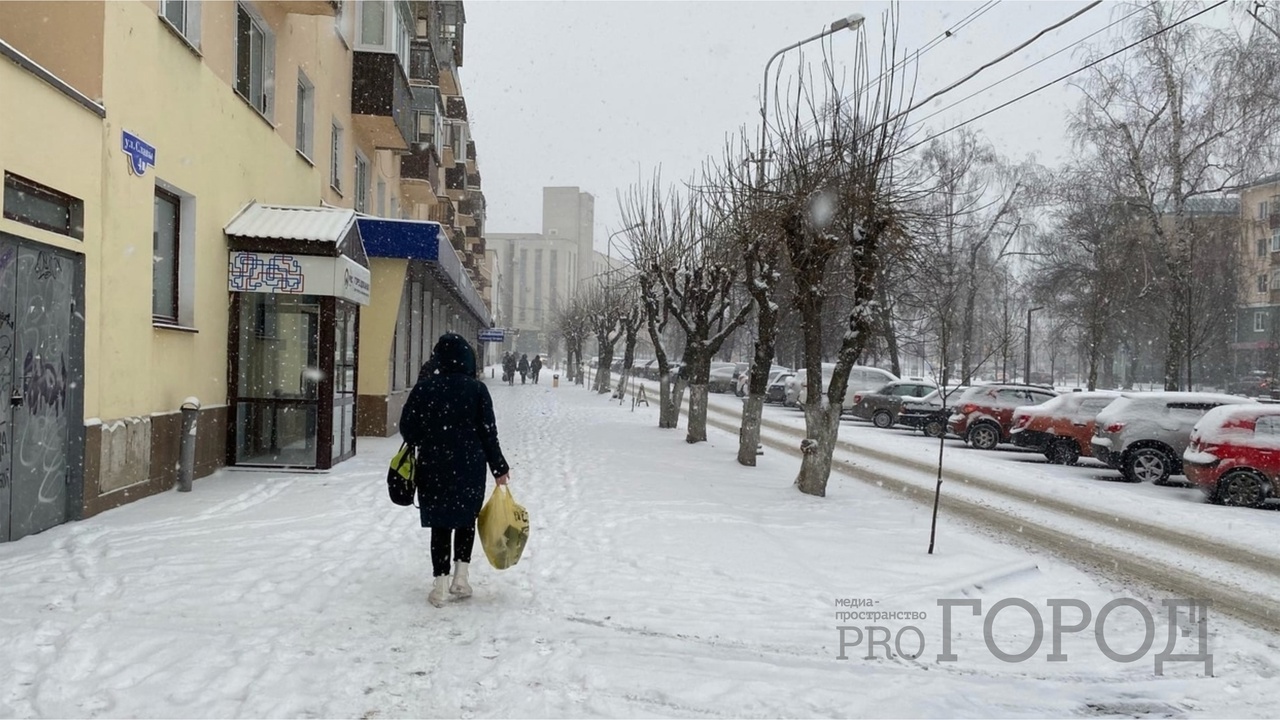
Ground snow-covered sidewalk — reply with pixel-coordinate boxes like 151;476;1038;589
1;378;1277;718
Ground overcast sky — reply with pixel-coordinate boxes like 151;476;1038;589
458;1;1231;252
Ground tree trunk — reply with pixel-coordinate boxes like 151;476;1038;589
616;325;639;400
961;247;980;383
738;301;779;466
658;374;679;428
795;401;842;497
683;349;712;443
878;296;901;378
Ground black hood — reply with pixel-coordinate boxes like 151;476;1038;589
429;333;477;376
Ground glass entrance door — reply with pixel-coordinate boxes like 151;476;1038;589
233;294;322;467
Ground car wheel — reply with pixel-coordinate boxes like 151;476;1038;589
968;423;1000;451
923;419;945;438
1122;447;1172;484
1216;470;1270;508
872;410;893;429
1048;440;1080;466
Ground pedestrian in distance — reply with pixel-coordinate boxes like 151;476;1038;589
531;355;543;384
503;352;517;386
518;353;530;385
399;333;511;608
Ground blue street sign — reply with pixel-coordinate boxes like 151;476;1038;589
122;130;156;176
478;329;505;342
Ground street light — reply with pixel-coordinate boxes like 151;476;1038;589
1025;306;1044;385
757;13;865;184
606;223;642;266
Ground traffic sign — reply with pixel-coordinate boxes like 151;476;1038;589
478;329;505;342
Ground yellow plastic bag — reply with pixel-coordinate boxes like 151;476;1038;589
477;485;529;570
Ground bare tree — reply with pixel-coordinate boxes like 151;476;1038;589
580;282;626;394
614;281;646;400
769;10;920;496
553;294;592;385
1071;2;1280;389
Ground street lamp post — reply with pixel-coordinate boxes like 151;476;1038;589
1025;306;1044;385
757;13;865;185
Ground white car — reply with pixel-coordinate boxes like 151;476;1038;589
787;364;899;410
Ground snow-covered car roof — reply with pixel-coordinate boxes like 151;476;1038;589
1116;391;1256;405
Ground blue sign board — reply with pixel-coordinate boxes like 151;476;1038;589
477;329;505;343
122;130;156;176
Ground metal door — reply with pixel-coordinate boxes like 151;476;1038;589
0;241;75;541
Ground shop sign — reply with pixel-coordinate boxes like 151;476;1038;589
229;251;371;305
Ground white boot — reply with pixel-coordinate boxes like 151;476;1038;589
427;576;450;607
450;561;472;598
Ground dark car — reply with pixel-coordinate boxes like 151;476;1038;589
766;372;795;404
846;380;938;428
899;386;969;437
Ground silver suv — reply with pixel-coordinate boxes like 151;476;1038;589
1091;392;1256;484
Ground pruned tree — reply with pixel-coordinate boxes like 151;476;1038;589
553;294;592;384
769;9;919;496
581;281;626;394
702;133;786;465
614;280;646;400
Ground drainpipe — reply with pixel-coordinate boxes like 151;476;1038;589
177;397;201;492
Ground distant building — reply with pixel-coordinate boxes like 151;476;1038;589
1235;174;1280;374
490;187;621;356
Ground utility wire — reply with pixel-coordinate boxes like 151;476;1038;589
893;0;1229;157
791;1;1099;139
778;1;1002;139
906;1;1157;131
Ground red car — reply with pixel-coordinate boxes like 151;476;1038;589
1183;404;1280;508
947;384;1059;450
1009;391;1120;464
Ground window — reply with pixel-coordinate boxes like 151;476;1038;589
1271;270;1280;291
1259;274;1269;294
235;3;274;118
361;0;386;45
377;178;386;217
1256;311;1268;333
153;188;181;322
354;153;370;213
1256;416;1280;436
1271;230;1280;253
534;249;543;322
159;0;201;48
296;71;315;159
416;110;438;146
330;121;343;191
1259;237;1268;257
451;121;467;162
415;17;428;38
3;172;84;240
1262;201;1270;220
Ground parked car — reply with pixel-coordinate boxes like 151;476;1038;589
947;384;1060;450
899;386;969;437
846;380;938;428
708;363;740;394
736;365;790;397
790;365;899;410
1091;392;1256;484
1008;391;1120;464
1183;404;1280;508
767;372;795;404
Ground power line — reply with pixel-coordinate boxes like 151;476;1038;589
790;1;1099;141
906;1;1157;131
778;1;1003;141
894;0;1229;157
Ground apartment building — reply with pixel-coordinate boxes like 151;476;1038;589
0;0;492;543
1234;174;1280;373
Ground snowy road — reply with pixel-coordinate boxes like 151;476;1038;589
2;376;1279;717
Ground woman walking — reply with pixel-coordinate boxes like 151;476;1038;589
530;355;543;384
518;353;530;385
400;333;510;607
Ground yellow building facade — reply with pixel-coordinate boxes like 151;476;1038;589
0;0;492;542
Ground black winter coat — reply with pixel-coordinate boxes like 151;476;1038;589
399;333;509;528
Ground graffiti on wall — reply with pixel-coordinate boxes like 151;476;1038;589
230;253;306;294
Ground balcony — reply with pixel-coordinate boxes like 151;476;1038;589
1270;213;1280;230
264;0;337;15
429;196;456;227
409;40;439;87
466;140;476;163
445;95;467;121
467;171;481;189
444;163;467;202
400;147;439;205
351;51;414;152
